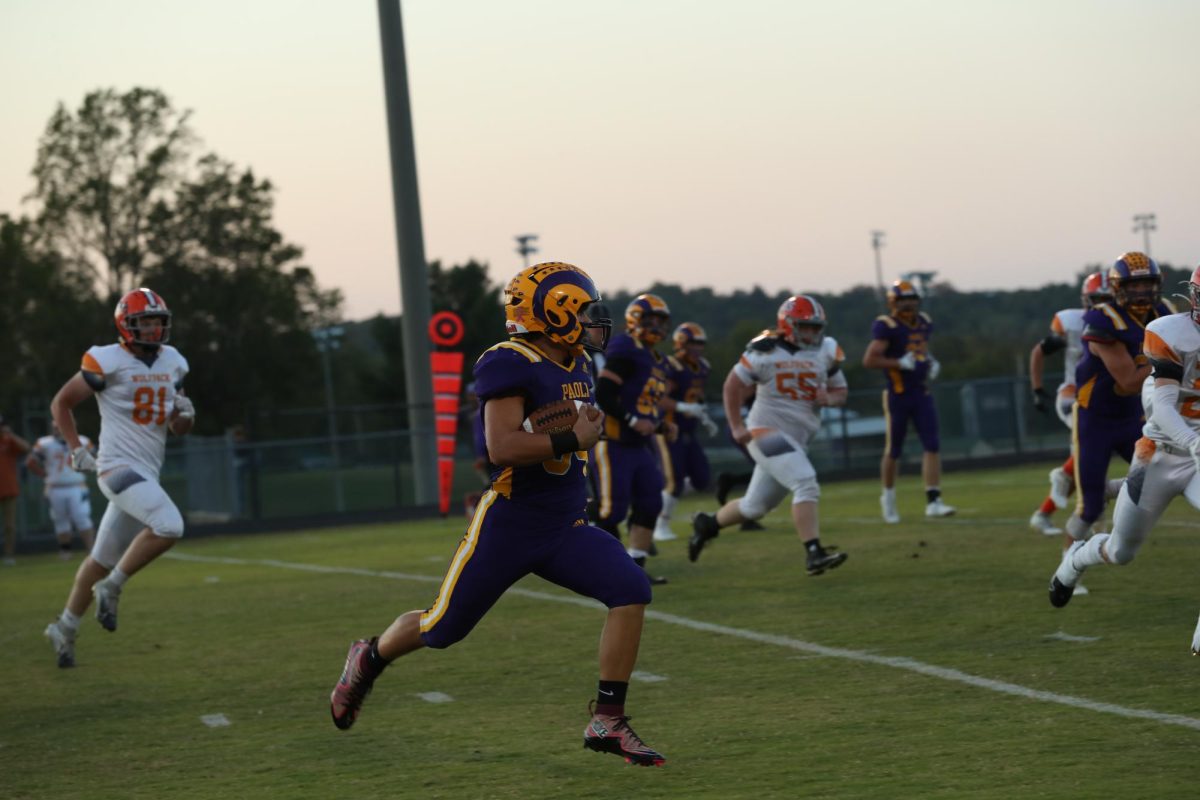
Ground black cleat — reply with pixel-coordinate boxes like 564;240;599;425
739;519;765;531
806;549;848;576
688;512;720;562
632;555;668;585
1048;576;1076;608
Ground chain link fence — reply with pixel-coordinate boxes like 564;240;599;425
12;375;1074;547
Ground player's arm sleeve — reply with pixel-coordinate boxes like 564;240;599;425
1039;334;1067;356
80;350;107;391
1150;381;1199;450
473;350;531;405
732;353;759;386
595;356;636;419
1145;328;1184;382
1080;307;1118;344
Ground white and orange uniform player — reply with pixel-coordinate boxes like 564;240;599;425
1050;268;1200;658
1028;272;1114;535
27;429;96;558
43;288;194;668
687;295;849;576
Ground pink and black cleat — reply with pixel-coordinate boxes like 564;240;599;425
583;702;666;767
330;638;379;730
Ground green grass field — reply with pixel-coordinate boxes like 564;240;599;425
4;461;1200;799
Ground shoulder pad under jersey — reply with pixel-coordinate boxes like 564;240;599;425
747;331;779;352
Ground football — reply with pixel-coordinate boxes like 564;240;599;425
523;399;585;434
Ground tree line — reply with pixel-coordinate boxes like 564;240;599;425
3;87;1183;440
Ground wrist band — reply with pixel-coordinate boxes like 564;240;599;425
550;430;580;457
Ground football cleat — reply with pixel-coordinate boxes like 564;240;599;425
44;620;76;668
688;512;720;562
806;547;848;577
652;520;677;542
1191;612;1200;656
925;499;956;518
1048;467;1072;509
881;493;900;524
583;702;666;767
1029;511;1062;536
330;638;380;730
92;578;121;632
740;519;765;531
1049;541;1086;608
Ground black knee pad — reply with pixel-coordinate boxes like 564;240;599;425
629;510;658;530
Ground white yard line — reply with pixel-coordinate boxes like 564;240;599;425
168;552;1200;732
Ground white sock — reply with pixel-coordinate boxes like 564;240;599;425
60;609;81;630
627;547;649;560
883;487;896;500
659;493;677;522
108;568;129;588
1071;533;1110;571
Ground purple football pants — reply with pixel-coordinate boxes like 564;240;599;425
419;492;652;649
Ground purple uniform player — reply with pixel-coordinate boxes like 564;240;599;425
595;294;673;584
330;262;665;767
653;322;718;542
1056;252;1170;550
863;279;955;523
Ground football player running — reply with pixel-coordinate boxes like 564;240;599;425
593;294;676;584
1027;272;1114;535
27;424;96;559
863;280;954;522
653;322;719;542
1049;263;1198;625
1047;252;1174;608
329;263;665;766
688;296;849;576
43;289;193;668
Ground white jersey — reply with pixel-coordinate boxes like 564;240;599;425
734;334;847;446
1141;313;1200;447
82;343;189;479
32;435;92;488
1050;308;1086;388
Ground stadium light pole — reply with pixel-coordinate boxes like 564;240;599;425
1132;213;1157;258
515;234;539;268
378;0;437;506
314;326;346;513
871;230;886;304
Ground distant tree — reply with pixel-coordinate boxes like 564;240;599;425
22;87;342;434
0;215;107;424
28;88;193;299
140;154;342;433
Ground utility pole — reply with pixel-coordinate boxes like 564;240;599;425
1132;213;1157;258
515;234;539;268
871;230;886;304
378;0;437;506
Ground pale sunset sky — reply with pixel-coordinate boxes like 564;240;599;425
3;0;1199;319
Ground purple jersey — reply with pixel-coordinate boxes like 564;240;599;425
870;312;934;394
601;332;669;445
1075;301;1171;419
473;339;593;515
665;354;710;435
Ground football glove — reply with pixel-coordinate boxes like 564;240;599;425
71;445;97;472
1031;387;1052;414
173;395;196;420
897;351;918;371
674;401;705;418
699;412;719;438
928;356;941;381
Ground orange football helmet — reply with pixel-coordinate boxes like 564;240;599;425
777;295;826;347
114;288;171;347
1079;272;1113;309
